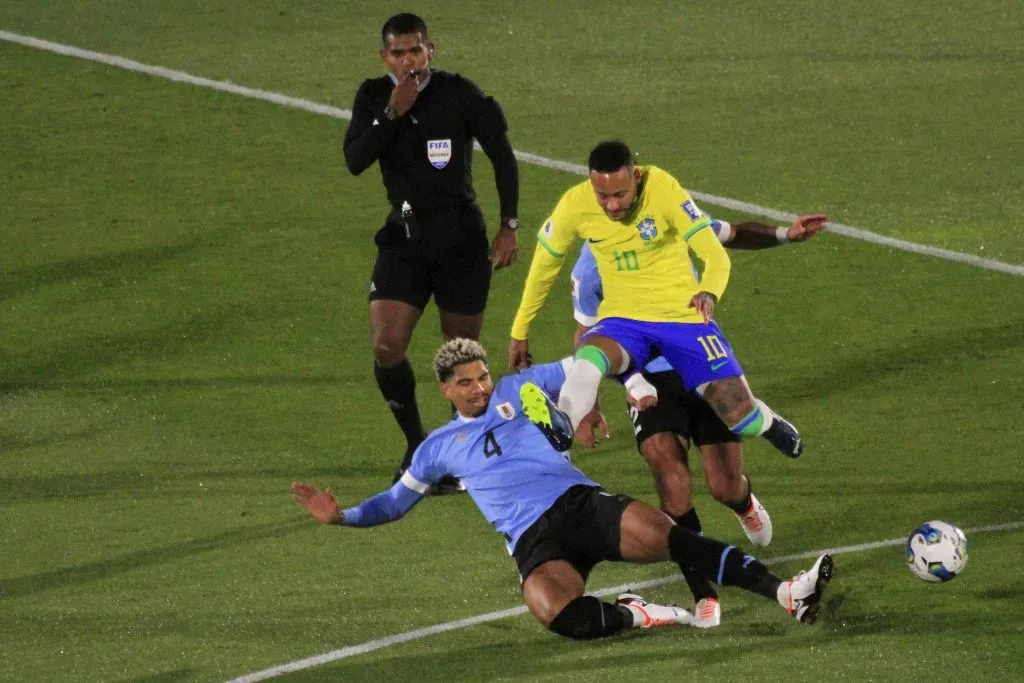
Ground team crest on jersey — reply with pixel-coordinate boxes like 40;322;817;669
542;219;554;237
427;139;452;169
455;430;469;443
636;217;658;240
496;402;516;420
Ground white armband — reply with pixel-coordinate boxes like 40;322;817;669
624;372;658;402
713;219;732;243
775;227;790;244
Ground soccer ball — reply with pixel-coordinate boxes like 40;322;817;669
905;521;968;582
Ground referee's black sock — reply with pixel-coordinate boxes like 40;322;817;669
671;508;719;602
668;526;782;600
374;359;427;464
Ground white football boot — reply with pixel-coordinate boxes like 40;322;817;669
692;597;722;628
616;593;694;628
736;493;773;547
778;554;835;624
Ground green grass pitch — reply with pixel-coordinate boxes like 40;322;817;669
2;2;1022;681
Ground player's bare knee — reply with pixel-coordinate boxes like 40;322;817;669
524;589;573;628
640;435;683;471
371;338;406;367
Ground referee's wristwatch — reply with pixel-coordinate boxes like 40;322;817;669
502;217;519;230
383;104;399;121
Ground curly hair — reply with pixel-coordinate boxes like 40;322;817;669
433;338;488;382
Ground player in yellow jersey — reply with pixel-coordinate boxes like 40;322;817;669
509;140;805;458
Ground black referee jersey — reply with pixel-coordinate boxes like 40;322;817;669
343;69;519;222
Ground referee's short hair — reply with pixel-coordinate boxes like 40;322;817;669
588;140;635;173
381;13;429;45
434;338;488;382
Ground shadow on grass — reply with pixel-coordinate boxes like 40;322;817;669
816;586;1020;637
1;373;349;393
1;236;223;302
763;315;1024;401
0;428;104;456
0;518;307;598
117;669;197;683
0;309;246;393
267;621;829;683
0;465;384;504
255;580;1023;682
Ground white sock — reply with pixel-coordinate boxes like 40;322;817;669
557;359;604;430
754;398;775;436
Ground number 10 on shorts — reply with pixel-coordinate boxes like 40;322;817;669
697;335;727;361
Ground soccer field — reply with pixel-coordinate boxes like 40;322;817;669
2;2;1023;681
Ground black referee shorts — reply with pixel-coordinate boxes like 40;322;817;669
627;370;740;451
512;485;635;584
369;203;491;315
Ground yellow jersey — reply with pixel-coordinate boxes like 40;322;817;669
510;166;730;339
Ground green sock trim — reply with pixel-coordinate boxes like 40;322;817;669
732;406;765;438
575;345;611;376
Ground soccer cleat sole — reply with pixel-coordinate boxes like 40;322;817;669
519;383;574;452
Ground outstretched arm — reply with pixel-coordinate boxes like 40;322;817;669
716;214;829;250
292;478;424;527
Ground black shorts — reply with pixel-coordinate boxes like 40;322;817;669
369;203;491;315
512;484;635;584
627;370;740;450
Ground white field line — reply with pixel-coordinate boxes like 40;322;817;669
226;519;1024;682
3;29;1023;277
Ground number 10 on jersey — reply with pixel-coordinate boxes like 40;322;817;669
697;335;727;361
612;250;640;271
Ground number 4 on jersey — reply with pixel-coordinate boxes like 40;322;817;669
483;430;503;457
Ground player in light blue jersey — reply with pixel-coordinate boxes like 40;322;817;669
570;214;826;627
293;338;834;638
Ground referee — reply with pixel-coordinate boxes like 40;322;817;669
344;13;520;490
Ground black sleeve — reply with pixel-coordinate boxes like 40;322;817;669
465;81;519;220
343;80;402;176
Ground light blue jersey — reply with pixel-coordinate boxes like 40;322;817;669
570;218;731;375
404;361;596;551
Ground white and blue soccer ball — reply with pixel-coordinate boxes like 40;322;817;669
905;520;968;582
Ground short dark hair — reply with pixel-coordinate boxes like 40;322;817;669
588;140;635;173
381;13;429;45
